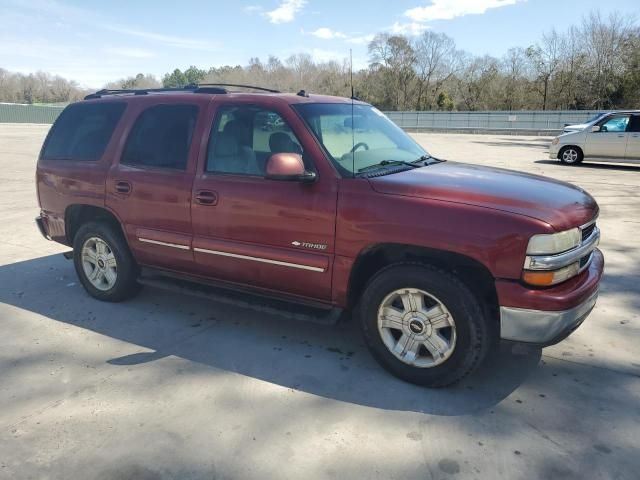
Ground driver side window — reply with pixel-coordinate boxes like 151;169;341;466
206;106;304;176
599;115;630;133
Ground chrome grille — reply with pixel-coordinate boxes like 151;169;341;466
581;223;596;242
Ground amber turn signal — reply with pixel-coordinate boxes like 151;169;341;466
522;271;556;286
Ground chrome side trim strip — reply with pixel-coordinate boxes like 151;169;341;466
138;238;191;250
524;226;600;271
194;247;325;272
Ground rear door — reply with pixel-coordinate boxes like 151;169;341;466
190;101;339;302
625;115;640;163
106;99;205;272
585;114;630;159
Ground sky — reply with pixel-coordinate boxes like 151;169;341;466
1;0;638;88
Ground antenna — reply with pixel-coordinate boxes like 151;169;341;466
350;49;354;99
350;48;355;178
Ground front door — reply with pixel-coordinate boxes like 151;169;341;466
191;102;338;302
585;114;630;159
106;100;205;272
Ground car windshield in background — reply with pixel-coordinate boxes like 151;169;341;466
293;103;430;177
588;113;608;123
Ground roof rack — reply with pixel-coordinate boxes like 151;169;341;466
83;85;225;100
197;83;280;93
84;83;280;100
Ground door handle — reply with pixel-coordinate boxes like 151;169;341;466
195;190;218;205
115;181;132;194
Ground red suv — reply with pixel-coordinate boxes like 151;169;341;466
35;85;603;387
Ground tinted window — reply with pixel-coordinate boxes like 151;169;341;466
628;115;640;133
121;104;198;170
206;106;304;176
42;102;125;161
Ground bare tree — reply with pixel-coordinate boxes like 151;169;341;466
526;29;563;110
499;47;530;110
368;34;416;109
413;31;457;110
457;54;499;111
580;11;634;108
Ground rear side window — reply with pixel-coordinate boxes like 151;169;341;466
42;102;126;161
121;104;198;170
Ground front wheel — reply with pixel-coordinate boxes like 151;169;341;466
559;146;583;165
73;222;141;302
359;264;492;387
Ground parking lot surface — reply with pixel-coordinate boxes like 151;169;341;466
1;125;638;480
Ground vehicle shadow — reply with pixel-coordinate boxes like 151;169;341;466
534;159;640;171
0;253;542;416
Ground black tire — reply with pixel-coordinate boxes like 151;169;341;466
559;146;584;165
358;263;492;387
72;221;141;302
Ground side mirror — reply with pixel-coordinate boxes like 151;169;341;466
265;153;316;183
591;125;601;132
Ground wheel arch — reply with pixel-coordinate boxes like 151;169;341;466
65;204;127;246
558;144;584;160
347;243;499;325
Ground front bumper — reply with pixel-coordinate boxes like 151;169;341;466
500;290;598;345
498;248;603;346
548;144;559;159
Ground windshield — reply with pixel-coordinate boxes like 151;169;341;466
587;113;607;123
293;103;429;177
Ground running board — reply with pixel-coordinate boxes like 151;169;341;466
138;269;344;326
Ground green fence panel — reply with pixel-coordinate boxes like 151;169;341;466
383;110;602;134
0;103;66;124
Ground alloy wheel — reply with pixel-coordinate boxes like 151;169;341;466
562;148;579;163
377;288;457;368
81;237;117;291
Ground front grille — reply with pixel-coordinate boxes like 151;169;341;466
579;253;592;268
581;223;596;242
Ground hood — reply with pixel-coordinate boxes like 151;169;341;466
563;123;588;132
368;161;598;231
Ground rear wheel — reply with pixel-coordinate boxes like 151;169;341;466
559;146;583;165
73;222;141;302
359;264;492;387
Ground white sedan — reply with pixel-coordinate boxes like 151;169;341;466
550;112;640;165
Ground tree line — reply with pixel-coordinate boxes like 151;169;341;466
1;10;638;111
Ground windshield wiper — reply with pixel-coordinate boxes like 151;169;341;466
357;160;420;173
412;154;434;164
412;154;444;164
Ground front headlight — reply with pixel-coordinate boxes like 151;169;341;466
551;137;560;145
526;228;580;255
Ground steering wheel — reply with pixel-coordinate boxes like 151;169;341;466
350;142;370;153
